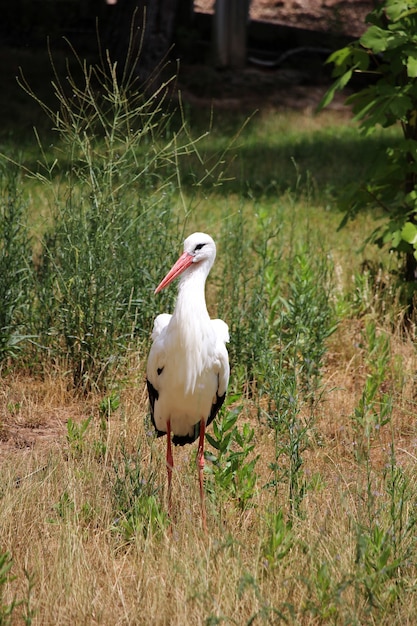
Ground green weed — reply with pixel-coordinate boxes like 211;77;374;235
11;41;234;391
66;416;92;458
352;322;392;462
111;445;168;541
0;551;17;626
205;400;259;511
278;250;336;399
0;169;32;362
261;509;293;571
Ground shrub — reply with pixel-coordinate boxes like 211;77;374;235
321;0;417;292
17;43;222;390
0;169;31;362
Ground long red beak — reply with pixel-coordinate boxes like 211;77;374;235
154;251;194;294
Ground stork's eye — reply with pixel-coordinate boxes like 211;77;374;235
194;243;206;252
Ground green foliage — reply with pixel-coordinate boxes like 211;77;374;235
351;322;392;461
343;325;417;618
0;552;17;626
218;207;336;517
10;41;232;391
205;400;259;511
111;445;168;541
24;47;184;390
277;250;336;397
217;211;273;392
261;509;293;570
66;416;92;458
99;392;120;418
352;464;417;614
322;0;417;284
267;365;308;517
53;490;75;521
0;169;31;361
263;244;335;515
303;560;347;622
115;495;168;543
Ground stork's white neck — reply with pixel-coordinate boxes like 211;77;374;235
167;256;215;395
174;262;210;323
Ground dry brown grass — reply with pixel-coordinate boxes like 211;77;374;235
1;313;417;625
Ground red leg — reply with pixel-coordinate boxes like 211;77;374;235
166;419;173;519
197;418;207;533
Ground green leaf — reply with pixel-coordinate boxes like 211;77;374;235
205;432;220;450
401;221;417;245
326;46;352;66
387;2;417;21
223;411;239;432
407;55;417;78
318;69;353;110
360;25;391;53
389;92;413;119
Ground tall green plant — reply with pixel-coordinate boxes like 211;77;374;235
217;210;279;394
321;0;417;286
17;43;225;390
0;551;17;625
351;322;392;462
111;444;168;541
265;246;335;515
204;400;259;511
0;169;31;361
278;250;336;398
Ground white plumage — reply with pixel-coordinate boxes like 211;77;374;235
146;232;230;529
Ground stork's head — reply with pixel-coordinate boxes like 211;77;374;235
154;232;216;294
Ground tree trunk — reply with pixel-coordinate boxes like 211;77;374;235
214;0;250;68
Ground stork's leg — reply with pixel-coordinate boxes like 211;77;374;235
166;419;173;519
197;418;207;532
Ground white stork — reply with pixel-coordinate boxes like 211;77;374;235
146;232;230;530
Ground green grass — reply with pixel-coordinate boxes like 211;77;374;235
0;43;416;625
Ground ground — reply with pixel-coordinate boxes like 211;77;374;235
195;0;374;37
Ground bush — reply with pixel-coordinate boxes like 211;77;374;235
0;169;31;362
321;0;417;291
18;43;218;390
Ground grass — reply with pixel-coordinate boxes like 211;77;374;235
1;43;417;624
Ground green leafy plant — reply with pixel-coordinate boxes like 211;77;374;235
321;0;417;287
0;551;17;626
267;363;308;517
265;245;335;516
303;560;347;622
11;39;232;391
217;210;275;395
66;416;92;457
24;45;181;391
53;490;75;521
278;250;336;398
205;400;259;511
0;169;31;361
111;445;168;541
351;322;392;461
261;509;293;571
352;492;414;614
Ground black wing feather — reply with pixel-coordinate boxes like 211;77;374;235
146;379;165;439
